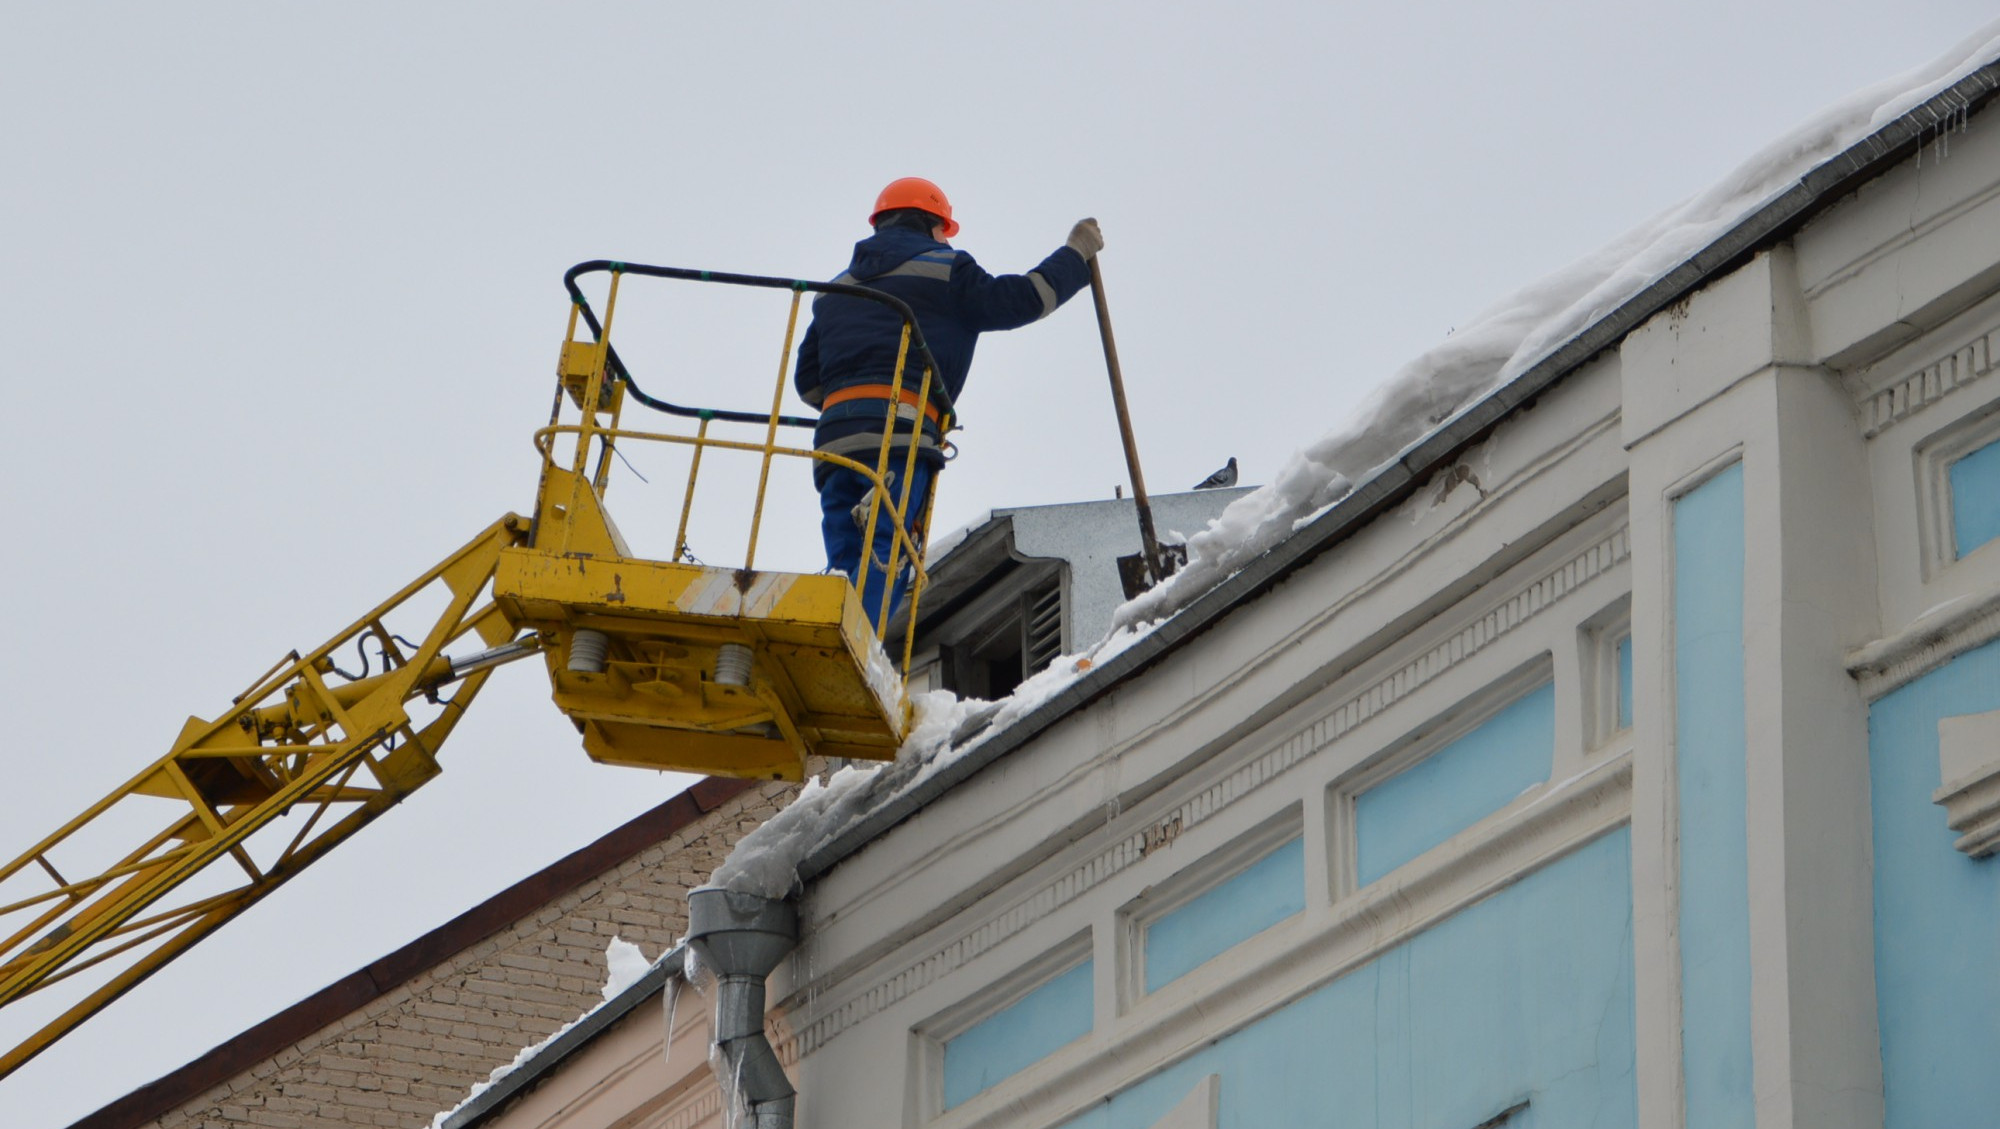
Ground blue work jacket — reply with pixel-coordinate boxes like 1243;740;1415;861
795;227;1091;480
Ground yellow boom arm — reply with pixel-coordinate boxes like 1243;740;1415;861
0;258;940;1083
0;516;533;1079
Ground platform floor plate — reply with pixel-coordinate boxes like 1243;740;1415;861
494;549;906;780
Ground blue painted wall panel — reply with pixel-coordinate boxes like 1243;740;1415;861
1146;837;1305;992
1672;461;1755;1129
1949;437;2000;557
1060;831;1637;1129
1869;638;2000;1127
1354;682;1556;885
944;958;1094;1109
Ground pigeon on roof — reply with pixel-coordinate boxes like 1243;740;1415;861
1193;457;1238;490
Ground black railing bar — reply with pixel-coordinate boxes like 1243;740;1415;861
561;260;954;429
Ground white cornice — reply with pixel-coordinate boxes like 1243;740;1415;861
1846;587;2000;698
1859;320;2000;437
1936;709;2000;857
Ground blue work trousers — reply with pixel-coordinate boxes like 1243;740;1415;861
818;460;935;627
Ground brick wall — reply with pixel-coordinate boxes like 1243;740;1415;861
86;776;800;1129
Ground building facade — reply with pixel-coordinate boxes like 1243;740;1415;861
455;57;2000;1129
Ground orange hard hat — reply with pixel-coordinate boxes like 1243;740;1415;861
870;177;959;238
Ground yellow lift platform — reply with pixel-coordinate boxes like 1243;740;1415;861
0;261;949;1078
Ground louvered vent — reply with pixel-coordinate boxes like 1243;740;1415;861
1023;579;1065;676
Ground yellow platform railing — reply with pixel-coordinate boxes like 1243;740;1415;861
549;261;952;677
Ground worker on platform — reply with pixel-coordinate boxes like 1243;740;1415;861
795;177;1103;623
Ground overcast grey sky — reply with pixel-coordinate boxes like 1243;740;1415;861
2;3;1993;1124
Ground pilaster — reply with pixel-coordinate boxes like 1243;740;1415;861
1622;245;1884;1129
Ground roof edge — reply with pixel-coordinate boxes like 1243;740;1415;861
440;947;685;1129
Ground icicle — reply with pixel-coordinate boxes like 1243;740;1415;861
729;1046;747;1129
661;968;683;1064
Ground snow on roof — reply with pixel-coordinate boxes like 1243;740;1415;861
708;23;2000;901
431;938;664;1128
1117;18;2000;630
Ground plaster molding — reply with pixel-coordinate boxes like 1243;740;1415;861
1805;175;2000;309
786;523;1631;1060
1936;709;2000;857
1845;587;2000;698
1859;321;1999;437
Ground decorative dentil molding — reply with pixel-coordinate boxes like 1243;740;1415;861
1861;322;1999;437
786;523;1632;1059
1936;708;2000;857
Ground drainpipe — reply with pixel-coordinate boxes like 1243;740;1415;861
686;888;799;1128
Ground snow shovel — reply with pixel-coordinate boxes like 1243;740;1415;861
1088;257;1171;596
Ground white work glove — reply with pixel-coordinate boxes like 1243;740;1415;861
1065;217;1104;260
